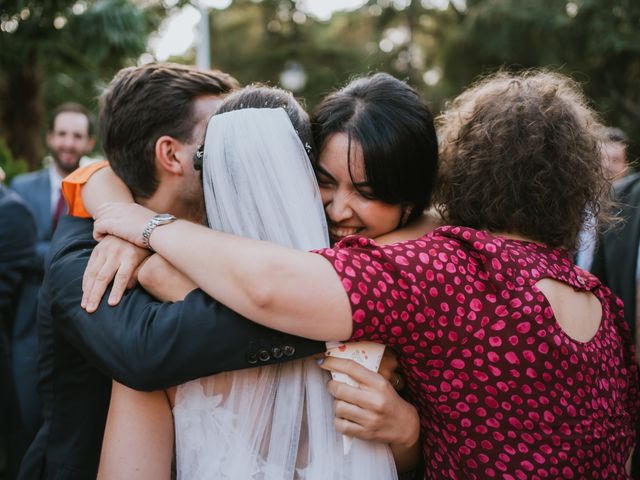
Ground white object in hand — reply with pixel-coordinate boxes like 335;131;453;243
325;341;386;455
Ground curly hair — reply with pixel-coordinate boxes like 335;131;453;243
434;70;613;251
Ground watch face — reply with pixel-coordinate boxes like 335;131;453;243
154;213;176;224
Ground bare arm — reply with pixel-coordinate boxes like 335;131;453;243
98;382;174;480
81;166;134;216
75;166;148;307
92;203;353;341
137;254;198;302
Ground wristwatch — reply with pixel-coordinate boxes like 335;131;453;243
142;213;177;251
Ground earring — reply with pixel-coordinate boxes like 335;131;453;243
400;206;413;226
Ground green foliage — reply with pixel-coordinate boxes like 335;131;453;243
2;0;639;166
0;137;28;184
438;0;640;159
0;0;176;168
202;0;640;159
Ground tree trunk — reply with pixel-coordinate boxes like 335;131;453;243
2;54;44;171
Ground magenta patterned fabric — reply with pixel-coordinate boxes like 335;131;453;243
315;226;639;479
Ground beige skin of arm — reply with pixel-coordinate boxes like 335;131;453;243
79;167;152;307
88;173;428;475
93;206;356;340
135;232;423;473
97;385;174;480
99;252;421;477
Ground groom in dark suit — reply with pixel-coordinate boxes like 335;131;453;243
18;63;324;480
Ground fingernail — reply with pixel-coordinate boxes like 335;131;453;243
87;302;96;311
316;358;325;366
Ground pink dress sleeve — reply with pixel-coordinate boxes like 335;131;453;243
315;235;427;346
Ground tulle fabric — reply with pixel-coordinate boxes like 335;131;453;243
172;108;397;480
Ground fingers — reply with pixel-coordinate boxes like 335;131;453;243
108;261;135;306
92;203;156;247
84;257;118;312
82;247;103;309
82;236;151;312
326;379;388;414
318;356;387;390
333;415;374;441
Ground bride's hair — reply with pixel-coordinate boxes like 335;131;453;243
214;84;315;162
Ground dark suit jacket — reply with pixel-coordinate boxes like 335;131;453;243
0;185;37;435
591;172;640;476
11;168;54;269
19;216;325;480
591;172;640;335
10;168;53;434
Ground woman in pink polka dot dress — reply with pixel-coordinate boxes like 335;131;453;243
94;71;640;479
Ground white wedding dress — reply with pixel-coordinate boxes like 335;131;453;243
172;108;398;480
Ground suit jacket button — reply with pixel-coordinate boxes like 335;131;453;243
283;345;295;357
246;352;258;365
271;346;283;359
258;349;271;362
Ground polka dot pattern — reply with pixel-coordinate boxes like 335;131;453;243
316;226;640;479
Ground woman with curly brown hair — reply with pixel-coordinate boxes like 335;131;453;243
93;70;640;478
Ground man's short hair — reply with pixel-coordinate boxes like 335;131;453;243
100;63;239;199
48;102;94;137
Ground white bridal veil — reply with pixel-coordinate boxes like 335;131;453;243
172;108;398;479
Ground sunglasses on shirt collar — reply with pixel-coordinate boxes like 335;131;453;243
193;143;204;171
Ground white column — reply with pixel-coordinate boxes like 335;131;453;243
196;2;211;69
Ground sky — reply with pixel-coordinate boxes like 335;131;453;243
149;0;368;61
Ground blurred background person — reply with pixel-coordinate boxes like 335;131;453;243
575;126;631;271
0;185;37;479
603;127;630;182
8;102;95;453
591;135;640;476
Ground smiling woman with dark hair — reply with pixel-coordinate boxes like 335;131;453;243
312;73;438;237
94;70;639;479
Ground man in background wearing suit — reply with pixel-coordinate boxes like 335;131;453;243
591;165;640;476
9;104;95;443
18;63;325;480
0;186;37;479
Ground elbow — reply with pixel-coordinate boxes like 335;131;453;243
112;340;172;392
237;262;282;313
246;281;276;312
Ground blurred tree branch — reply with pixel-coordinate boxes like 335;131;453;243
0;0;173;169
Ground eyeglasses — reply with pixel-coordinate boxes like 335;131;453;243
193;143;204;171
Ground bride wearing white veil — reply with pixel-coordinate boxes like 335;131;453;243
173;89;397;479
97;85;401;479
